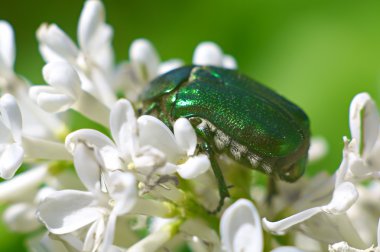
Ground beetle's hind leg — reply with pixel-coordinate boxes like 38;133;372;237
200;142;230;213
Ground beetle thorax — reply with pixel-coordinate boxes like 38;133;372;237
195;118;273;175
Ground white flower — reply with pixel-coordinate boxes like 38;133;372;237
0;21;15;77
37;0;117;107
0;93;70;179
343;93;380;180
127;223;175;252
29;61;109;126
66;99;210;180
347;181;380;246
129;39;182;82
263;158;360;245
124;39;237;102
3;187;55;232
138;116;211;179
123;38;183;101
328;218;380;251
308;136;328;162
0;20;64;139
193;41;237;69
220;199;263;252
37;142;137;252
65;99;176;176
0;165;48;203
0;93;24;179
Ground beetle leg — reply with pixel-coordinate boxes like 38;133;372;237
190;118;230;213
142;102;159;115
200;141;230;213
158;111;173;130
266;176;278;205
142;102;173;129
193;121;230;213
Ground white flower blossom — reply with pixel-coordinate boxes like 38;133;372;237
37;141;138;252
308;136;328;162
37;0;117;107
0;20;65;139
66;99;210;180
29;61;110;126
343;93;380;180
124;39;237;102
193;41;237;69
3;187;55;232
329;218;380;251
220;199;263;252
0;94;70;179
263;144;362;246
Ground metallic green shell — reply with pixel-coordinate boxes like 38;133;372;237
141;65;310;182
140;66;193;101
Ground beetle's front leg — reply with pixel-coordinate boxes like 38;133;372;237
141;102;172;129
140;102;158;115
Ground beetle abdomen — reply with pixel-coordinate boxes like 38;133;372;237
195;118;274;174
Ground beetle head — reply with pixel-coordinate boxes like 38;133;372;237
277;154;307;182
275;136;309;182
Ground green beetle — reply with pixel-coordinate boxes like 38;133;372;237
140;65;310;212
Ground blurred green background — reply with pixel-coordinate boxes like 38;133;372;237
2;0;380;250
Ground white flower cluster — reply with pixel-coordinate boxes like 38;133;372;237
1;1;380;252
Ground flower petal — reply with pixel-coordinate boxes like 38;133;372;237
129;38;160;81
0;93;22;142
38;44;66;63
99;145;123;171
78;0;105;51
108;171;137;215
65;129;114;154
158;59;184;75
43;62;81;97
37;190;101;234
137;115;183;162
0;165;48;202
349;92;380;157
271;247;306;252
110;99;137;154
193;41;223;66
101;210;117;252
220;199;263;252
308;136;328;162
3;203;41;232
222;55;237;69
174;118;197;156
0;21;15;71
377;218;380;246
0;143;24;179
262;207;322;235
128;228;171;252
177;154;210;179
132;146;167;174
72;142;102;193
37;23;79;61
322;182;358;214
29;86;75;113
83;218;105;252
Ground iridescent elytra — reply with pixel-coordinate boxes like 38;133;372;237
140;65;310;212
